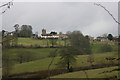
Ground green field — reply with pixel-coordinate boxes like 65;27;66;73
18;38;118;52
3;48;57;59
18;38;70;47
13;37;118;54
11;52;118;74
91;44;118;54
51;66;119;78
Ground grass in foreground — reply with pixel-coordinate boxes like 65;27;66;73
51;66;119;78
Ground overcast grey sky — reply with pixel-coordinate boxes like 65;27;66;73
1;2;118;37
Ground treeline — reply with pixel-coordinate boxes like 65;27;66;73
2;24;33;38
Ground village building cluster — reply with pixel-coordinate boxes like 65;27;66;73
40;29;68;39
96;36;118;42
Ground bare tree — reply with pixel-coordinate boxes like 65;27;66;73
83;70;89;79
48;49;58;80
57;47;77;72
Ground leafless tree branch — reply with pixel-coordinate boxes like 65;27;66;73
0;3;9;8
94;3;120;24
48;56;55;80
0;0;13;8
0;0;13;14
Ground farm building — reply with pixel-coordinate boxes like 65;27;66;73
2;30;14;37
96;36;108;41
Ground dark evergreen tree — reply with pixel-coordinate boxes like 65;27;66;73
107;34;113;41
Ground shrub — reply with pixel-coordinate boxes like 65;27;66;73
17;51;36;63
99;44;112;52
87;55;94;66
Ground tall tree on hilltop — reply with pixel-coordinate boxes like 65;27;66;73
19;25;33;37
67;31;91;54
13;24;19;33
107;34;113;41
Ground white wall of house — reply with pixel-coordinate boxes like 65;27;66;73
40;35;59;39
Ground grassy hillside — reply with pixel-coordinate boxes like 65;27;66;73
91;43;118;54
3;38;118;77
18;38;118;52
11;52;118;74
18;38;70;47
51;66;119;78
3;48;57;59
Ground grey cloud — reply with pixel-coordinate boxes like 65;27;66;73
2;2;118;37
